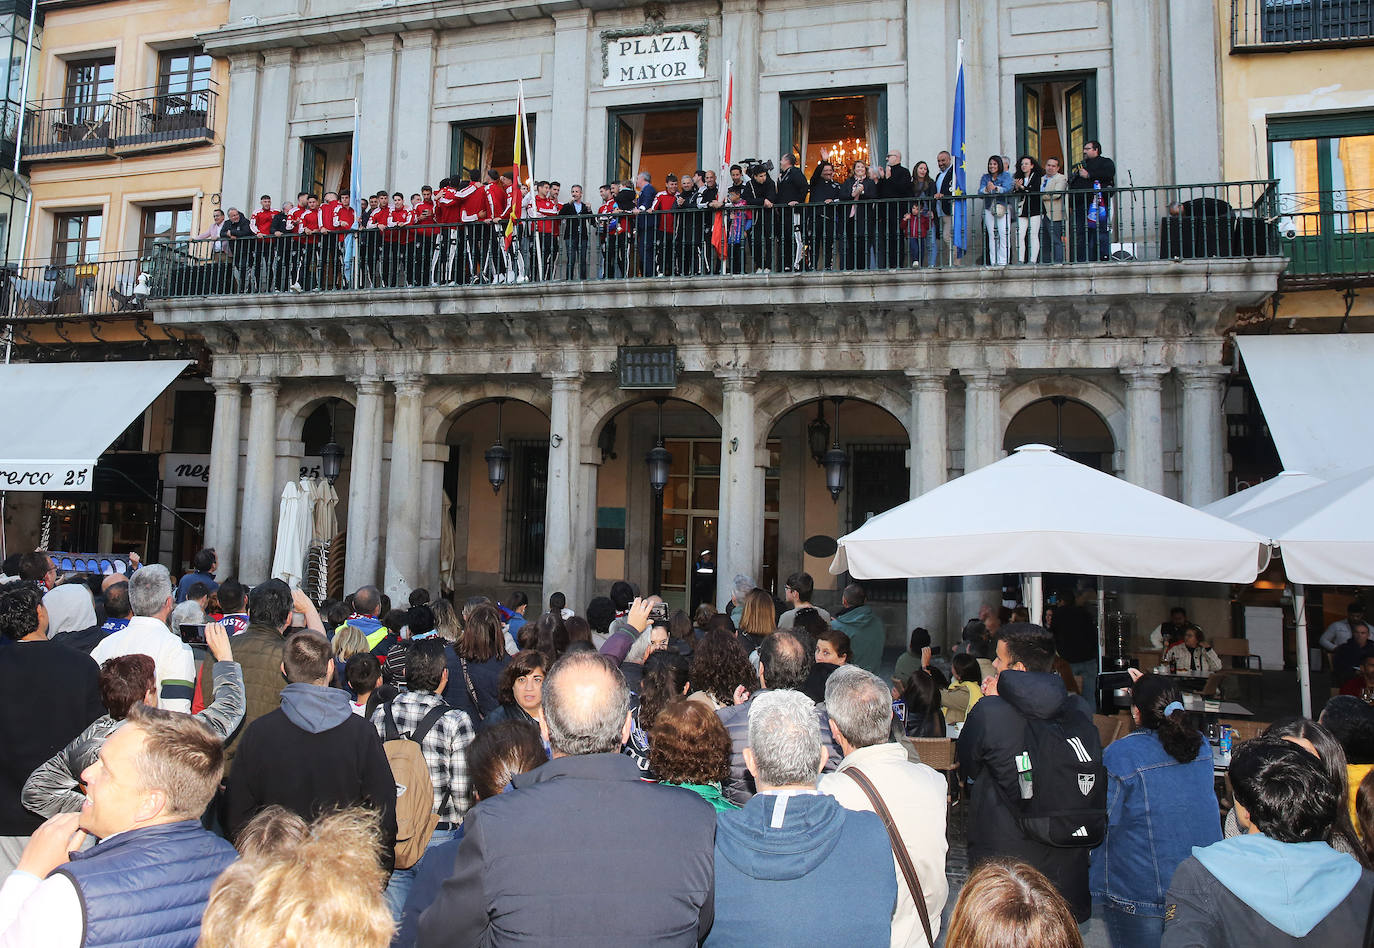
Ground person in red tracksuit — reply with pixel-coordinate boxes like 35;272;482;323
410;191;438;287
250;195;277;291
433;178;461;285
335;190;357;287
375;191;412;287
532;181;559;281
317;191;347;289
288;192;315;291
651;174;680;276
456;178;491;284
482;170;508;282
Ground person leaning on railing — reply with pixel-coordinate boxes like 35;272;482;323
1039;157;1069;263
220;208;254;292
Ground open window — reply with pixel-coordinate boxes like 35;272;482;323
1015;74;1096;171
781;88;886;179
449;116;537;183
1269;112;1374;276
606;103;700;186
301;134;352;198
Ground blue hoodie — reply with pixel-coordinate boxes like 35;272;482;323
279;682;354;733
1189;834;1363;938
707;792;895;948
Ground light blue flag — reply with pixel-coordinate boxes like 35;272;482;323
950;40;967;258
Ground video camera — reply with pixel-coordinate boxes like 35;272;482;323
741;158;773;176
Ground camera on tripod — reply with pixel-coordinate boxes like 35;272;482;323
741;158;774;176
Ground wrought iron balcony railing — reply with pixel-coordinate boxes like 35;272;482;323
21;82;218;161
1232;0;1374;51
1274;188;1374;286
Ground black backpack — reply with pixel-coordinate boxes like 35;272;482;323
1013;704;1108;848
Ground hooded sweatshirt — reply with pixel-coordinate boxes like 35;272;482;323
707;791;896;947
830;605;886;673
44;584;105;654
1162;834;1372;945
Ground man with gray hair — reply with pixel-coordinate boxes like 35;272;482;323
707;689;896;946
90;565;195;713
819;666;949;948
728;573;753;625
420;650;716;946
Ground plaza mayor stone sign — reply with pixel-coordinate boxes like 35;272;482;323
602;27;707;86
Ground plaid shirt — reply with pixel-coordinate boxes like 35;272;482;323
370;690;475;824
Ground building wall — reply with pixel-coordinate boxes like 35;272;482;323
24;0;230;260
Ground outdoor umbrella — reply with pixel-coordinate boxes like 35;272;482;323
1201;470;1326;521
270;479;312;588
310;477;339;542
830;444;1271;623
1219;465;1374;717
440;491;459;595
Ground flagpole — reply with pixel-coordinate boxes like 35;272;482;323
518;79;543;278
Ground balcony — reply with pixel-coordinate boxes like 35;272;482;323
21;81;218;162
1274;189;1374;288
1231;0;1374;51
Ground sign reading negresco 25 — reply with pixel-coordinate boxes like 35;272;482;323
603;29;706;86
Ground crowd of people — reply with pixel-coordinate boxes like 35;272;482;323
181;141;1120;295
1;548;1371;948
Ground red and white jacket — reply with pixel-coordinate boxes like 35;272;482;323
410;200;439;236
651;189;677;232
532;195;559;235
486;181;508;223
318;200;349;232
286;204;309;234
434;186;461;226
373;206;412;241
457;182;489;223
335;204;357;232
251;207;276;237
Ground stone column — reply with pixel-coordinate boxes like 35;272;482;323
220;54;261;218
383;376;425;602
906;370;949;639
253;50;294;204
961;370;1003;621
237;379;279;584
543;373;585;610
393;31;436;187
1179;367;1228;507
717;371;760;594
720;0;761;160
418;443;447;598
576;451;602;612
345;377;386;592
359;36;398;192
205;378;243;577
1123;368;1167;494
550;12;591;190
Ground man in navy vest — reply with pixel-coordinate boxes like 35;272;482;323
0;704;236;947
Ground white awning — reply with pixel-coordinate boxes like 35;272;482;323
0;360;191;492
1236;335;1374;479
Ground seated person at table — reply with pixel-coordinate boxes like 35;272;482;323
1162;628;1222;676
1341;655;1374;702
1332;621;1374;687
1150;606;1202;650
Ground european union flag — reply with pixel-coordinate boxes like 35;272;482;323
950;42;968;258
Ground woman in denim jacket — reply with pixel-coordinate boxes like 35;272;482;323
978;155;1012;266
1090;675;1220;947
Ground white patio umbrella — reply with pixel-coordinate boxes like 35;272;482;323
1221;465;1374;718
1201;470;1326;521
831;444;1272;625
270;479;313;588
310;477;339;542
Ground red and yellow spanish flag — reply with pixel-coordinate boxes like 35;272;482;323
505;83;525;251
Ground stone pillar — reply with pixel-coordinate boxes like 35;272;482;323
393;32;436;187
1169;0;1221;182
205;378;243;577
906;370;949;640
220;54;261;219
720;0;761;160
550;12;591;191
253;50;294;204
359;36;398;193
1180;367;1228;507
418;443;447;598
961;370;1003;620
717;371;759;595
238;379;280;584
345;377;386;592
577;451;602;612
1123;368;1167;494
1109;3;1168;187
383;376;425;602
543;373;585;610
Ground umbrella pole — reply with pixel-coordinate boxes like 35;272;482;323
1026;572;1043;625
1295;582;1311;719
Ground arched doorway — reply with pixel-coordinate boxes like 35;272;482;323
1004;396;1115;471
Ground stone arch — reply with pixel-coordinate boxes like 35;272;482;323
582;378;725;447
275;381;357;443
999;376;1126;455
422;379;553;445
753;376;912;441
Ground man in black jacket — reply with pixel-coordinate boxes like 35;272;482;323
224;630;397;869
558;185;591;281
742;163;778;272
807;159;846;270
957;622;1101;923
777;154;809;271
1068;139;1115;262
877;148;913;268
418;650;716;946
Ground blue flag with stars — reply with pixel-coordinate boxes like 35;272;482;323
950;41;967;257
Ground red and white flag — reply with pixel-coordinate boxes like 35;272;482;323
713;60;733;258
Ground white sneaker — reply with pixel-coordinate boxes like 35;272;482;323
289;282;302;292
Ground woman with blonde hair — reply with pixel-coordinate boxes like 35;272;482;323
430;598;461;643
945;860;1083;948
198;808;394;948
332;623;369;688
738;587;776;655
